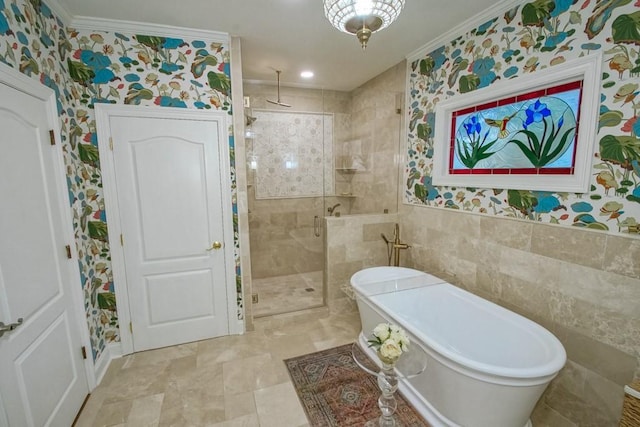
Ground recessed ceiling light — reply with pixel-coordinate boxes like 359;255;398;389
300;71;314;79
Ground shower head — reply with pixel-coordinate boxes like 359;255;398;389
266;70;291;108
245;114;256;126
266;99;291;107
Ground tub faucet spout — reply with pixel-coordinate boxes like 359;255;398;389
327;203;341;216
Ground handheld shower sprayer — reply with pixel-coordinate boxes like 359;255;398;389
381;233;392;265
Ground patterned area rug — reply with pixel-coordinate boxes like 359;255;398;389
284;343;430;426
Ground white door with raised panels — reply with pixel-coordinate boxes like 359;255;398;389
100;107;235;352
0;69;89;426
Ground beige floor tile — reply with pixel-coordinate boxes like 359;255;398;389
253;382;308;427
173;360;225;396
167;354;198;378
125;393;164;426
252;271;323;317
77;306;362;427
223;353;286;395
99;357;127;388
122;343;197;370
266;333;317;361
224;391;256;420
197;333;269;367
105;373;169;405
91;400;132;427
210;413;260;427
73;388;107;427
156;381;187;426
158;380;226;426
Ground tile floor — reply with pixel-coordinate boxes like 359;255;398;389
251;271;323;318
74;304;361;427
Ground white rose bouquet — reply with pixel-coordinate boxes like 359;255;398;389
367;322;410;364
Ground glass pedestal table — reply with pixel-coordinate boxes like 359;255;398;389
351;342;428;427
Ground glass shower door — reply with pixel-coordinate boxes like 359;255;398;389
244;85;331;317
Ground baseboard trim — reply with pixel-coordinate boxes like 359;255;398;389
92;342;123;387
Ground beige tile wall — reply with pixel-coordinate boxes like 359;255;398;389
321;200;640;426
241;63;405;283
399;206;640;427
242;83;351;279
241;55;639;426
321;56;639;426
349;62;405;216
324;214;399;305
320;63;408;311
248;194;324;278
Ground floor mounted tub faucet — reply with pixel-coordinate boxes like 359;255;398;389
382;223;411;266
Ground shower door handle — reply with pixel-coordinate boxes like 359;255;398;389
314;215;321;237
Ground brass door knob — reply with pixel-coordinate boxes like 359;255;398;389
206;241;223;251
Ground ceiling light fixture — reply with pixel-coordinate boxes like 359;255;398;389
300;70;314;79
323;0;405;50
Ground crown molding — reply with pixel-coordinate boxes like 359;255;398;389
45;0;73;25
70;16;229;43
407;0;522;61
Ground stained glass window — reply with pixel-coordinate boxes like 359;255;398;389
448;80;583;176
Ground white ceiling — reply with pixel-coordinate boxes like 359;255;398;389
58;0;503;92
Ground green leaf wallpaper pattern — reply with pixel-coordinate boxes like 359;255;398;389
0;0;241;362
407;0;640;229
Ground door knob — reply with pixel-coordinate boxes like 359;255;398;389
0;318;23;338
206;241;223;251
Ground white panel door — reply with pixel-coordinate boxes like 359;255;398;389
0;81;89;425
110;114;231;352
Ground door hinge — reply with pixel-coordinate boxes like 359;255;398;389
49;129;56;146
129;322;133;334
65;245;72;259
81;346;87;360
120;234;124;246
109;137;113;151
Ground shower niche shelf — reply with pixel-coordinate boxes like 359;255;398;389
335;168;359;173
335;167;360;184
335;164;361;197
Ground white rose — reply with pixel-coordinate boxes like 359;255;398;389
379;338;403;360
389;324;402;335
373;323;390;342
389;327;410;351
399;332;411;350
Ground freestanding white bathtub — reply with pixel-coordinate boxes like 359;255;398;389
351;267;566;427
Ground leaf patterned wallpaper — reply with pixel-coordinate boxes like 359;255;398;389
0;0;240;361
406;0;640;232
4;0;637;363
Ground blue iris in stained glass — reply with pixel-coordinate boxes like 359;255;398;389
463;115;481;136
509;94;577;168
524;100;551;127
456;114;498;169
